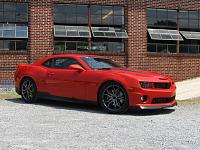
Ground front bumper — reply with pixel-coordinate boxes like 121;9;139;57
130;100;177;110
128;85;177;109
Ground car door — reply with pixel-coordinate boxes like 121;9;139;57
45;57;86;99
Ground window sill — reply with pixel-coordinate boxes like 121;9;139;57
0;50;28;55
147;52;200;57
54;50;126;56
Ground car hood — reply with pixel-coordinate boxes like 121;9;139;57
102;68;172;82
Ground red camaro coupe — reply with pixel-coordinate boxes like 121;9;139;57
15;54;177;114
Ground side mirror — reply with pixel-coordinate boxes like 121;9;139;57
69;64;85;72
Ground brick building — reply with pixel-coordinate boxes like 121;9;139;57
0;0;200;82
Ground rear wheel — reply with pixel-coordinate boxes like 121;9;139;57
99;82;129;114
20;78;38;103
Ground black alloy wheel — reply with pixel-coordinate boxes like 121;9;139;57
99;82;129;114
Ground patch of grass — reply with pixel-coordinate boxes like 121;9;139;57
0;92;200;106
177;98;200;105
0;92;20;100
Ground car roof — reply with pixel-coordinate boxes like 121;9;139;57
34;54;103;65
50;54;100;58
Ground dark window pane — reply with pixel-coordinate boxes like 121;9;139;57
16;40;27;50
189;45;199;53
189;11;198;19
16;3;27;13
66;5;76;14
3;30;15;38
105;42;114;52
16;31;27;38
0;2;3;11
180;45;189;53
114;6;124;16
16;24;27;30
91;15;101;24
91;5;101;15
0;30;2;37
91;42;107;51
54;5;67;13
54;5;67;23
0;40;3;50
156;19;168;26
54;42;65;51
102;14;113;25
168;44;177;53
179;19;189;29
4;40;15;50
66;14;76;24
77;42;89;51
147;8;156;19
102;6;113;15
4;3;16;11
157;44;168;53
10;41;15;50
54;13;66;24
148;17;157;26
114;16;124;25
168;19;177;27
189;19;198;29
16;12;28;22
156;10;168;26
4;12;16;22
147;43;156;52
157;9;167;19
66;42;76;50
76;5;88;14
179;11;188;19
168;10;177;19
112;42;124;52
0;12;3;21
76;14;88;24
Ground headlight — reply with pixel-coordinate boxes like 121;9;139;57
140;82;155;88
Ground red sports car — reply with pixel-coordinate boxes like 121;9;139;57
15;54;177;114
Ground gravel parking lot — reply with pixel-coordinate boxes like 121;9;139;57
0;98;200;150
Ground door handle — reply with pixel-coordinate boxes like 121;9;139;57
48;72;55;76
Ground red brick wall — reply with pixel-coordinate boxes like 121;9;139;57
127;0;200;81
0;0;200;81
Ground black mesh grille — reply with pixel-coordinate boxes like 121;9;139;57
152;96;175;104
154;83;171;89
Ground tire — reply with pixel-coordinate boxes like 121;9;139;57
20;78;38;103
98;82;129;114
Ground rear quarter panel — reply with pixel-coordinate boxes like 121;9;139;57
15;64;48;93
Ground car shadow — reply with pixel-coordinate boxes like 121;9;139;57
5;98;176;116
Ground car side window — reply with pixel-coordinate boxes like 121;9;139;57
51;58;80;69
42;59;52;68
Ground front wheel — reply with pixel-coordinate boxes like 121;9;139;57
20;78;38;103
99;82;129;114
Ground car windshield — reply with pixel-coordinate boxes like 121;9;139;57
81;57;122;70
